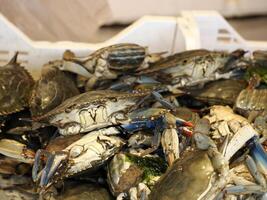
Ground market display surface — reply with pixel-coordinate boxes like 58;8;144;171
0;43;266;200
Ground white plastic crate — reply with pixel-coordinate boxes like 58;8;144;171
106;0;267;24
0;10;266;79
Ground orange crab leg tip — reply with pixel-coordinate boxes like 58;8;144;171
179;127;193;137
185;121;194;127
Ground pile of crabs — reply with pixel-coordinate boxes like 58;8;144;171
0;43;266;200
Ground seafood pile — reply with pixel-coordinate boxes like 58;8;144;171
0;44;266;200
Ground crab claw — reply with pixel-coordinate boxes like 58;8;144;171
176;117;194;127
39;152;67;189
0;139;35;164
47;59;92;78
32;149;67;185
33;127;125;191
161;128;179;165
248;136;267;176
224;125;258;161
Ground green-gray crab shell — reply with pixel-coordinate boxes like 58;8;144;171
189;79;247;106
150;150;214;200
0;54;34;116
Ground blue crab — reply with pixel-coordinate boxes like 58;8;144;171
33;90;192;164
150;116;267;200
139;49;248;89
62;43;164;90
29;90;193;193
29;63;79;117
0;53;34;116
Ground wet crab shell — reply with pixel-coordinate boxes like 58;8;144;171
0;53;34;116
138;49;246;88
29;65;79;117
189;79;247;106
32;90;150;135
33;90;149;121
149;149;215;200
235;89;267;114
139;49;245;74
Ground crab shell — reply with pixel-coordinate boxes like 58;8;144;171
62;128;125;176
0;53;34;116
204;105;254;142
139;49;246;88
39;127;125;190
235;89;267;115
205;105;248;125
64;43;150;73
33;90;150;135
150;149;216;200
29;65;79;117
189;79;247;106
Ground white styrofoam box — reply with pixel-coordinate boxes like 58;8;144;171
106;0;267;24
0;10;266;79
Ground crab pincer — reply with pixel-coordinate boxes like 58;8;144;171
0;139;35;164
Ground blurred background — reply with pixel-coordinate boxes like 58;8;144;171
0;0;267;43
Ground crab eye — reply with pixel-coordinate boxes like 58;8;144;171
69;145;84;158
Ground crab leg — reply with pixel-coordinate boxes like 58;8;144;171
40;153;56;187
57;60;92;78
161;127;179;165
32;149;68;188
32;149;51;182
40;152;67;188
121;117;193;132
231;174;259;186
223;185;265;195
140;122;162;156
0;139;35;164
121;115;192;165
193;118;216;150
110;75;160;91
224;125;258;161
249;137;267;175
246;155;266;188
151;91;177;110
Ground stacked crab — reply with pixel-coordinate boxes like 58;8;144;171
0;44;266;200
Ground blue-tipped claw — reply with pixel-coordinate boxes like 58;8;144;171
32;149;69;190
121;119;161;132
32;149;51;182
40;152;68;189
40;154;55;187
248;136;267;175
121;116;193;133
